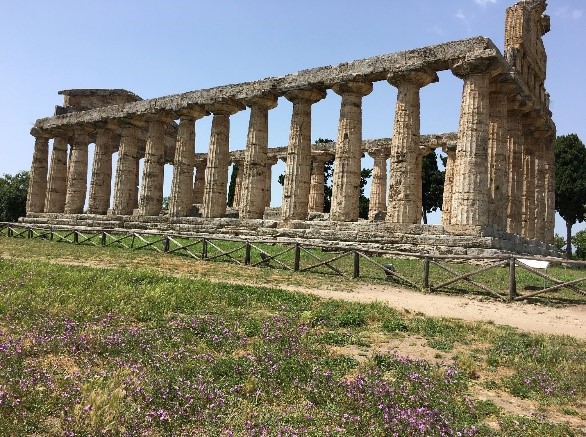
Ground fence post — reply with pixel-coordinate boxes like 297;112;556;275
8;226;13;237
423;257;430;290
245;242;251;265
294;243;301;272
201;238;208;260
73;230;78;244
163;235;170;252
28;228;33;239
101;231;106;246
353;250;360;279
509;257;516;302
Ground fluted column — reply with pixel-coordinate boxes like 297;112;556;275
368;149;388;220
232;159;244;209
112;126;139;215
169;109;205;217
386;70;438;224
543;133;555;244
507;108;523;235
308;154;331;213
487;89;509;231
202;102;242;218
281;89;326;223
240;95;278;219
26;133;51;214
192;159;207;204
44;136;69;213
139;117;169;216
330;81;373;222
64;130;91;214
264;155;279;209
441;145;457;226
534;135;546;242
449;60;494;227
87;128;114;215
521;125;536;239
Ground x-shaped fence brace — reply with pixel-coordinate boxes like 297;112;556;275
3;223;586;304
513;261;586;301
428;258;509;301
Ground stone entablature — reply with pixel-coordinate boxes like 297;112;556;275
25;0;556;252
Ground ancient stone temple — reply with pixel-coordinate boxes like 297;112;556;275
23;0;556;255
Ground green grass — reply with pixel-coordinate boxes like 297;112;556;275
0;244;584;435
3;225;586;305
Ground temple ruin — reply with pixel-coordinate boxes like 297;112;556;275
23;0;556;255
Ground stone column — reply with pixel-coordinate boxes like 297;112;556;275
281;89;326;223
64;129;91;214
239;95;278;219
26;133;51;214
132;153;141;210
449;60;495;227
533;135;546;243
308;154;331;213
87;128;114;215
202;102;242;218
231;159;244;209
368;149;388;220
112;126;140;215
264;155;279;209
139;116;169;216
441;145;457;226
543;133;556;244
169;109;205;217
521;125;536;239
330;81;373;222
507;108;523;235
192;158;207;204
386;69;438;224
44;136;69;213
487;88;509;231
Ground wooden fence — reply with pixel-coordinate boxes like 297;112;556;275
1;222;585;304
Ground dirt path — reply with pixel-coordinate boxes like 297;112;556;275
3;248;585;339
281;282;586;339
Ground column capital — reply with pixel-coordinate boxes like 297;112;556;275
310;152;334;163
194;158;207;168
175;106;207;120
243;94;278;110
207;100;245;115
284;88;327;104
266;155;279;166
450;56;501;79
143;112;175;124
387;68;438;88
30;128;52;141
332;80;373;97
367;148;389;160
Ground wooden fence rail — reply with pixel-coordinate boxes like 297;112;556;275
1;222;585;304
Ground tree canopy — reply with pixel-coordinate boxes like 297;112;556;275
0;171;29;222
554;134;586;257
421;150;446;224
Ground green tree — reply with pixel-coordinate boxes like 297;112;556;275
573;230;586;260
421;150;446;224
0;171;29;222
554;134;586;257
227;163;239;207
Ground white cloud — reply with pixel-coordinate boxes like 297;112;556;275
572;9;583;20
474;0;497;7
456;9;466;20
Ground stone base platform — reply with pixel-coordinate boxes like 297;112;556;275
20;212;557;257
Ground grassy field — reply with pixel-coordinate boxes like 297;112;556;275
0;238;585;435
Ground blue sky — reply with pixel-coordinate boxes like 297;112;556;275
0;0;584;235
